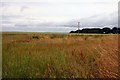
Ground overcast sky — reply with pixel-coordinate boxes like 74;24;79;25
1;0;119;32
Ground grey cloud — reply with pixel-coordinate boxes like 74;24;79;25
2;11;118;28
2;20;14;24
1;14;22;20
14;22;54;28
20;6;29;12
63;11;118;28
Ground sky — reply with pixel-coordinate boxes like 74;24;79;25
1;0;119;32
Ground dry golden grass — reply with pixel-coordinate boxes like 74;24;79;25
2;32;119;78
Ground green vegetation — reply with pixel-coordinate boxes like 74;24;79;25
2;32;119;78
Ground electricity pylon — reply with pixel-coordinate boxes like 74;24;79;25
78;22;80;30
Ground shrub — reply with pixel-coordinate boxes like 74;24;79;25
32;36;39;39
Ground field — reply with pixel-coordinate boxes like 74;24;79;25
2;32;120;78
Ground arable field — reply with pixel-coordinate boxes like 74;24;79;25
2;32;120;78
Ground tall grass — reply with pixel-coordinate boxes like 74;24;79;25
2;32;119;78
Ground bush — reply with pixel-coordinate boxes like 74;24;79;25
32;36;39;39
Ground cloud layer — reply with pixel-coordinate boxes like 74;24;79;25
1;0;119;32
64;11;118;28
